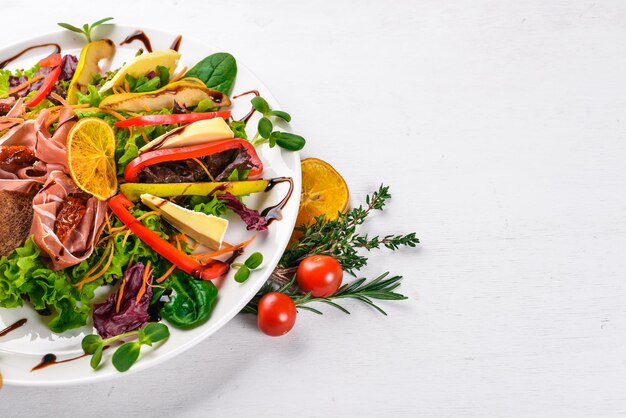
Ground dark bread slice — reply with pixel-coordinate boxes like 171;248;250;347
0;190;34;257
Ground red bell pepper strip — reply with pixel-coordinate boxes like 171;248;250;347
114;111;232;128
25;53;62;108
108;194;229;281
124;138;263;182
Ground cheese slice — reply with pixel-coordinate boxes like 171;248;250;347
140;118;234;153
140;193;228;250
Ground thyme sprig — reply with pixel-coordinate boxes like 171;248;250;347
277;184;419;276
243;272;407;316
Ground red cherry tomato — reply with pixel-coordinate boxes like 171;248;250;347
257;292;297;336
296;255;343;297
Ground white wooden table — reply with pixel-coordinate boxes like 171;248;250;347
3;1;626;416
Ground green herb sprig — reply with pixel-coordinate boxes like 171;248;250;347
249;96;305;151
82;322;170;372
58;17;114;43
243;272;407;316
232;252;264;283
277;185;419;278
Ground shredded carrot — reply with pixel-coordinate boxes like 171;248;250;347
105;212;114;234
108;211;159;234
142;102;152;113
136;260;151;302
156;263;177;284
74;241;114;288
169;66;188;84
124;80;130;93
126;255;135;270
44;112;60;129
49;92;69;107
21;106;27;120
192;157;215;181
192;235;257;261
115;274;127;314
0;117;24;124
121;228;133;247
7;74;44;95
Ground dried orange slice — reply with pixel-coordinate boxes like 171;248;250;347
67;117;117;200
295;158;349;228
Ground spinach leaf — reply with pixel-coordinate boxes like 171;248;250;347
184;53;237;95
160;272;218;328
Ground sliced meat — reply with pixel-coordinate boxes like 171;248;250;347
30;171;107;270
0;97;16;115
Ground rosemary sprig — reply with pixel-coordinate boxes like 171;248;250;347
243;272;408;316
277;184;419;276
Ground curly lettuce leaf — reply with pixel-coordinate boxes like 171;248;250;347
0;237;91;332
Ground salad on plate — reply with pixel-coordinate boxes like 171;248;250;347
0;18;304;375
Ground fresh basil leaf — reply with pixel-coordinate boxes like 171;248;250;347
234;265;251;283
81;334;103;354
244;252;263;269
161;272;218;328
184;52;237;95
268;110;291;122
251;96;269;115
258;117;273;139
90;345;104;369
112;342;141;372
138;323;170;346
271;132;306;151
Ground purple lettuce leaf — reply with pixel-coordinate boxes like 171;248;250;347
92;262;153;339
218;192;269;231
59;54;78;82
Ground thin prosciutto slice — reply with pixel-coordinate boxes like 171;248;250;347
30;171;108;270
0;101;75;181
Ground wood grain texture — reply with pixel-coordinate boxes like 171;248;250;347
2;0;626;416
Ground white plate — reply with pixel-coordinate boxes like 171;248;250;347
0;25;301;386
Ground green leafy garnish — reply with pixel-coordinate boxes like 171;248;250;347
159;271;218;328
248;96;305;151
57;17;114;43
81;323;170;372
232;252;263;283
184;53;237;95
244;272;407;316
278;185;418;275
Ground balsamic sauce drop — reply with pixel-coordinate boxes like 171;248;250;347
120;30;153;53
232;90;260;124
0;318;27;337
261;177;294;225
0;43;61;69
170;35;183;52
